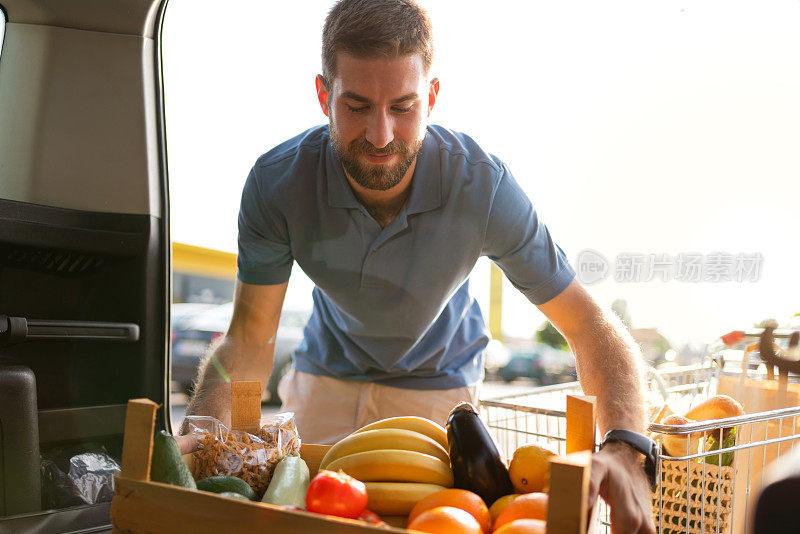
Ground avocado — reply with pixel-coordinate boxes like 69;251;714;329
150;430;197;489
196;475;257;500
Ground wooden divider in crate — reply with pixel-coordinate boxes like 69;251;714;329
111;385;599;534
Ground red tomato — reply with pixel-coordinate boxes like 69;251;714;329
359;509;388;527
306;470;368;519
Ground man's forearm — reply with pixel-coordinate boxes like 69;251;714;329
181;336;274;433
538;282;654;531
569;311;647;435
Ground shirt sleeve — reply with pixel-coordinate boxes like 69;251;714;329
482;164;575;305
236;165;293;285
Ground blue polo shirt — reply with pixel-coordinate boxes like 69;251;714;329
237;125;574;390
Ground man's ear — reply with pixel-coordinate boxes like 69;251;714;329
427;77;440;117
316;75;330;117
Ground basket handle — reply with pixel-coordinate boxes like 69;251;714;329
231;381;262;434
759;327;800;406
739;342;782;385
759;326;800;376
119;398;158;481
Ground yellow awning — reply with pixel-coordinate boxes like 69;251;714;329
171;242;236;279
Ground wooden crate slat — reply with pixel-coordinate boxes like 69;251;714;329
566;394;597;454
231;381;262;434
301;443;331;476
547;450;592;534
120;399;158;481
111;475;407;534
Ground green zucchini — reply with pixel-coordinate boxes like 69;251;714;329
261;455;310;509
196;475;257;500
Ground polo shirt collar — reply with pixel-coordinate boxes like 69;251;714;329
326;128;442;214
405;130;442;215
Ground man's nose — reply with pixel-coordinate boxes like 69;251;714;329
364;110;393;149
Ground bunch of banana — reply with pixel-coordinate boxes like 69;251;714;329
319;416;453;515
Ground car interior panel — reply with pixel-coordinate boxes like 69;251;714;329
0;1;169;531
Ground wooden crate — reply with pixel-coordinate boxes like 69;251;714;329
110;392;599;533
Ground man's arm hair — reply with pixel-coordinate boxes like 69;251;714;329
537;279;646;434
181;279;289;433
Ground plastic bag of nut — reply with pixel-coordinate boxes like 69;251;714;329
182;412;301;497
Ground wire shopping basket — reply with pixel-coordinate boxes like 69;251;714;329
480;328;800;534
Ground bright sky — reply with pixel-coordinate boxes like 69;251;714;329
162;0;800;347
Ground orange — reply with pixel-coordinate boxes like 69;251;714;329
408;489;492;533
488;494;521;524
508;444;556;494
407;506;483;534
493;519;547;534
493;493;548;531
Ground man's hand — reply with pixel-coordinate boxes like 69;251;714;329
174;433;200;455
590;442;655;534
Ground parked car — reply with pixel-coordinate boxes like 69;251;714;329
171;302;309;404
483;339;512;379
171;302;216;329
498;343;577;385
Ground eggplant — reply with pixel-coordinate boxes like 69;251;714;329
446;402;514;506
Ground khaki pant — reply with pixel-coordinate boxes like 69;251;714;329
278;368;481;445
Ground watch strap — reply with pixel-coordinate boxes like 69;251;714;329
600;429;660;487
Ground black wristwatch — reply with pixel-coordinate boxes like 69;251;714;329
600;429;660;488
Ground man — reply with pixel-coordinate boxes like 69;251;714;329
184;0;655;531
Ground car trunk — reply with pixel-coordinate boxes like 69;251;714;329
0;1;170;531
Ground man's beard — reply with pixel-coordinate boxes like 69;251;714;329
330;122;424;191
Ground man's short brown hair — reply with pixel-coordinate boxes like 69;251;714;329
322;0;433;81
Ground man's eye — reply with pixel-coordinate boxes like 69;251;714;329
346;104;369;113
392;105;414;113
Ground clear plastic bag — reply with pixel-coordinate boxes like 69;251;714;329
41;448;121;508
184;412;301;497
